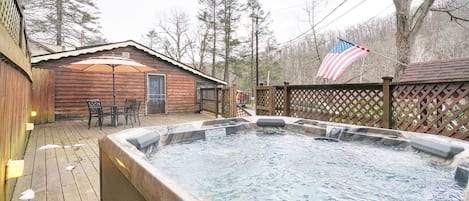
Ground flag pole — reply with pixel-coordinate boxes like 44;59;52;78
339;38;408;67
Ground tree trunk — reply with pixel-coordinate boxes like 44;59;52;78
55;0;63;46
223;0;230;84
251;17;254;90
394;0;411;80
211;0;217;76
393;0;435;81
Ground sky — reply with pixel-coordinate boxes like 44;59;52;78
96;0;395;45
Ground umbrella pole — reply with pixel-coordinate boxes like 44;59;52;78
112;67;116;106
112;66;117;126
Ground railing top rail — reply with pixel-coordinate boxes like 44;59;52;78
256;86;274;90
264;83;383;90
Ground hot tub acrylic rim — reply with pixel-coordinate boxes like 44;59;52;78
100;130;201;201
290;117;469;168
101;116;469;201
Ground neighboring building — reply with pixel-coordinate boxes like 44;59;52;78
31;40;226;122
28;39;75;56
401;57;469;82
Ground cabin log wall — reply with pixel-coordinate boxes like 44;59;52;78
32;47;216;120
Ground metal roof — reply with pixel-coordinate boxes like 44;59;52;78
401;57;469;82
32;40;227;85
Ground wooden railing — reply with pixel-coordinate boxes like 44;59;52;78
0;1;31;200
391;80;469;138
0;0;30;75
257;78;469;140
0;0;22;43
201;86;252;118
200;87;220;115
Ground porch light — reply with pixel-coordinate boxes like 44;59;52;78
31;111;37;117
6;160;24;179
26;123;34;131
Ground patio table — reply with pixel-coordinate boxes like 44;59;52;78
103;105;122;127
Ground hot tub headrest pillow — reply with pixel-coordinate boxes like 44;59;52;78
256;118;286;127
410;137;464;159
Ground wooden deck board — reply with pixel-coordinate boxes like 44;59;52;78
45;126;65;201
11;113;214;201
52;126;81;201
31;126;47;201
59;125;99;201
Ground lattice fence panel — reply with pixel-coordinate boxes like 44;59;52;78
288;85;384;127
392;82;469;139
236;105;251;117
0;0;21;43
274;87;284;116
256;87;273;115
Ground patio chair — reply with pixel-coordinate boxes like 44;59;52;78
132;100;142;126
86;99;110;130
119;99;136;127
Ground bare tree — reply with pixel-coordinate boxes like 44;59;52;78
393;0;435;80
431;0;469;30
306;1;327;84
188;11;211;72
155;10;193;61
198;0;220;76
306;1;323;64
142;29;160;49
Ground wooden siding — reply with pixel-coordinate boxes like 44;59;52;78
31;68;55;123
0;59;32;201
55;69;145;119
33;46;217;120
167;74;196;112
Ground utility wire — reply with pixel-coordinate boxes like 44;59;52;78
367;3;394;21
315;0;370;32
280;0;391;49
280;0;350;46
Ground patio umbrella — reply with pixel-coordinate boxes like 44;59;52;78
65;55;155;106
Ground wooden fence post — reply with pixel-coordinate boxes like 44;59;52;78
215;87;219;117
283;82;290;116
200;88;204;112
231;85;237;117
382;76;393;129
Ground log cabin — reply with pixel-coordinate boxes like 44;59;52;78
31;40;226;123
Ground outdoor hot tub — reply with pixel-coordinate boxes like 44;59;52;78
99;116;469;201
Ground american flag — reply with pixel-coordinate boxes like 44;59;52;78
317;39;370;80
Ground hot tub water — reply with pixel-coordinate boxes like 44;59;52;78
150;130;464;201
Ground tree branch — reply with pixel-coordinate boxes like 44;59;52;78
431;8;469;22
409;0;435;38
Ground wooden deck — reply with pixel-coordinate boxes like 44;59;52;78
11;113;215;201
